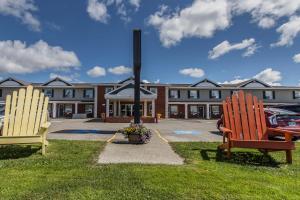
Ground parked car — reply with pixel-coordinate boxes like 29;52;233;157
217;107;300;140
271;104;300;113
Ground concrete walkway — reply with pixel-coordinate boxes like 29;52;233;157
98;131;184;165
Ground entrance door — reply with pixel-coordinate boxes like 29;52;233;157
121;104;143;117
188;105;205;119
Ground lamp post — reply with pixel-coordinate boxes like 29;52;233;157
133;29;141;124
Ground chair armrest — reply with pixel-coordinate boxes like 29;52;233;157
41;122;51;129
267;128;298;142
220;127;232;137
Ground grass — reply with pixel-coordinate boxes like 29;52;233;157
0;140;299;200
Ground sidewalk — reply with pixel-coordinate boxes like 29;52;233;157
98;130;184;165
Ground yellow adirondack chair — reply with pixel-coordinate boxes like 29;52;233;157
1;85;50;155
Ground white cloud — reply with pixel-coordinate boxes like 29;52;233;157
108;65;132;75
154;79;160;83
293;53;300;63
253;68;282;86
147;0;231;47
88;0;140;23
221;78;248;84
87;66;106;77
148;0;300;47
49;72;80;82
0;0;40;31
0;40;80;74
179;68;205;78
271;16;300;47
222;68;283;86
142;79;150;83
87;0;109;23
129;0;140;9
208;38;258;59
232;0;300;29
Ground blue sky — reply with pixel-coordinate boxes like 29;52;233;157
0;0;300;86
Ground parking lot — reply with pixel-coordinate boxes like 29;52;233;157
48;118;222;142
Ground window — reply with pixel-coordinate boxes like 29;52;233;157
149;87;157;94
188;90;199;99
210;90;221;99
263;91;275;100
43;88;53;97
170;105;178;115
105;87;114;94
84;89;94;98
85;104;93;114
169;90;180;99
293;91;300;99
63;89;75;98
189;105;198;114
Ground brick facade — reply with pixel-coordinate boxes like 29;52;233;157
97;86;106;118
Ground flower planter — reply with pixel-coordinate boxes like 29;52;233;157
119;125;152;144
128;134;145;144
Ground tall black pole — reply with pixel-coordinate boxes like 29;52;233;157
133;29;141;124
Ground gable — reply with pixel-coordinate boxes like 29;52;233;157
0;78;25;87
46;80;70;86
42;78;72;86
240;80;269;88
191;79;221;88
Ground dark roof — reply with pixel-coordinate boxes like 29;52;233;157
190;78;222;87
0;77;29;86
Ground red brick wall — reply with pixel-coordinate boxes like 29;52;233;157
97;86;106;118
78;104;85;114
156;86;166;118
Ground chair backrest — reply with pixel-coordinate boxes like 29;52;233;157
2;85;49;136
222;90;267;141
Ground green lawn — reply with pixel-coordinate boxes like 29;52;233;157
0;140;299;200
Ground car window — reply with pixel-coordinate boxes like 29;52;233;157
265;108;297;115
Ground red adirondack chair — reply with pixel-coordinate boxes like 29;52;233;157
219;90;296;164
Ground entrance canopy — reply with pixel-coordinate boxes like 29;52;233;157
105;83;157;101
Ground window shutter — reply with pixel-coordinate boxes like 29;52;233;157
219;91;221;99
63;89;66;97
263;91;266;99
73;89;75;98
188;90;190;98
197;90;200;99
168;90;171;98
272;91;275;99
93;89;95;98
83;89;86;98
178;90;180;98
293;91;296;99
209;91;212;99
51;89;54;97
0;89;2;97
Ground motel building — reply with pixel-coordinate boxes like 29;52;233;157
1;77;300;122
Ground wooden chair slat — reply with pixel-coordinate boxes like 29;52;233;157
222;101;230;129
238;91;251;140
20;85;33;136
259;101;267;139
34;93;44;134
253;96;263;140
40;97;49;130
26;89;40;135
7;91;18;136
13;88;26;136
226;97;237;139
2;95;11;136
232;95;242;140
246;93;257;140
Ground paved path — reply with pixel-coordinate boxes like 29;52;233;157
98;131;184;165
